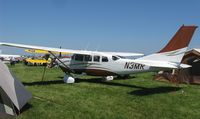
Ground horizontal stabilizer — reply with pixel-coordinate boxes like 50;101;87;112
134;59;192;69
134;59;178;69
179;63;192;68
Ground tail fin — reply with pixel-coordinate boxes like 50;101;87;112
158;25;197;53
136;25;197;68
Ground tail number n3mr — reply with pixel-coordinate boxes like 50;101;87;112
124;62;145;70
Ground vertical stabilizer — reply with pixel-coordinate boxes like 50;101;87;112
137;25;197;65
158;25;197;53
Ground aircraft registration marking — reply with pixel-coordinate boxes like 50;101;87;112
124;62;145;70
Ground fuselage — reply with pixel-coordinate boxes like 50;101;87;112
58;53;151;76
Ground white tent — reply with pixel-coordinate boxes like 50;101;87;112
0;61;32;117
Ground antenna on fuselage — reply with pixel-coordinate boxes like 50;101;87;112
84;43;90;51
95;44;101;51
59;46;62;58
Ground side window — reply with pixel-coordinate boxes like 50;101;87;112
93;56;100;62
75;54;84;61
84;55;92;62
112;56;119;61
102;56;108;62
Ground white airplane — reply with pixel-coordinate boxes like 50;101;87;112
0;25;197;83
0;50;21;62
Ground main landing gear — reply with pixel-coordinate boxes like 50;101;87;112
48;51;75;84
63;75;75;83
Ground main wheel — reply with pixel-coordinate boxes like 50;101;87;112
63;75;75;83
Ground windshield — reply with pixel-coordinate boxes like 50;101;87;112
112;56;120;61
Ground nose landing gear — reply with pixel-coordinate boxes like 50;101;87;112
103;76;114;81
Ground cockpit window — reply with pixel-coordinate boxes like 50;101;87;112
75;54;84;61
102;56;108;62
112;56;119;61
93;55;100;62
84;55;92;62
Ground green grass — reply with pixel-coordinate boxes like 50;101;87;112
8;64;200;119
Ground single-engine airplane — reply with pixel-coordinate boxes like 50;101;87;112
0;25;198;83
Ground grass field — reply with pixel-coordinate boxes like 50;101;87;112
8;64;200;119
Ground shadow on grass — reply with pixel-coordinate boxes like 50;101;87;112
115;76;136;80
129;86;181;96
75;78;182;95
22;77;181;96
23;80;64;86
75;77;146;89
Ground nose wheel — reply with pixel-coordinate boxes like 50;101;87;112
103;76;114;81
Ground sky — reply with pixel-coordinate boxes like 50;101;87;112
0;0;200;55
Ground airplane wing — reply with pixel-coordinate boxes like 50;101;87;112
0;42;78;54
0;42;143;57
104;52;144;57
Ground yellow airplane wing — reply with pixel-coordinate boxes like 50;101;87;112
25;49;70;55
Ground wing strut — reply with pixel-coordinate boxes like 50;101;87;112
48;51;74;74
